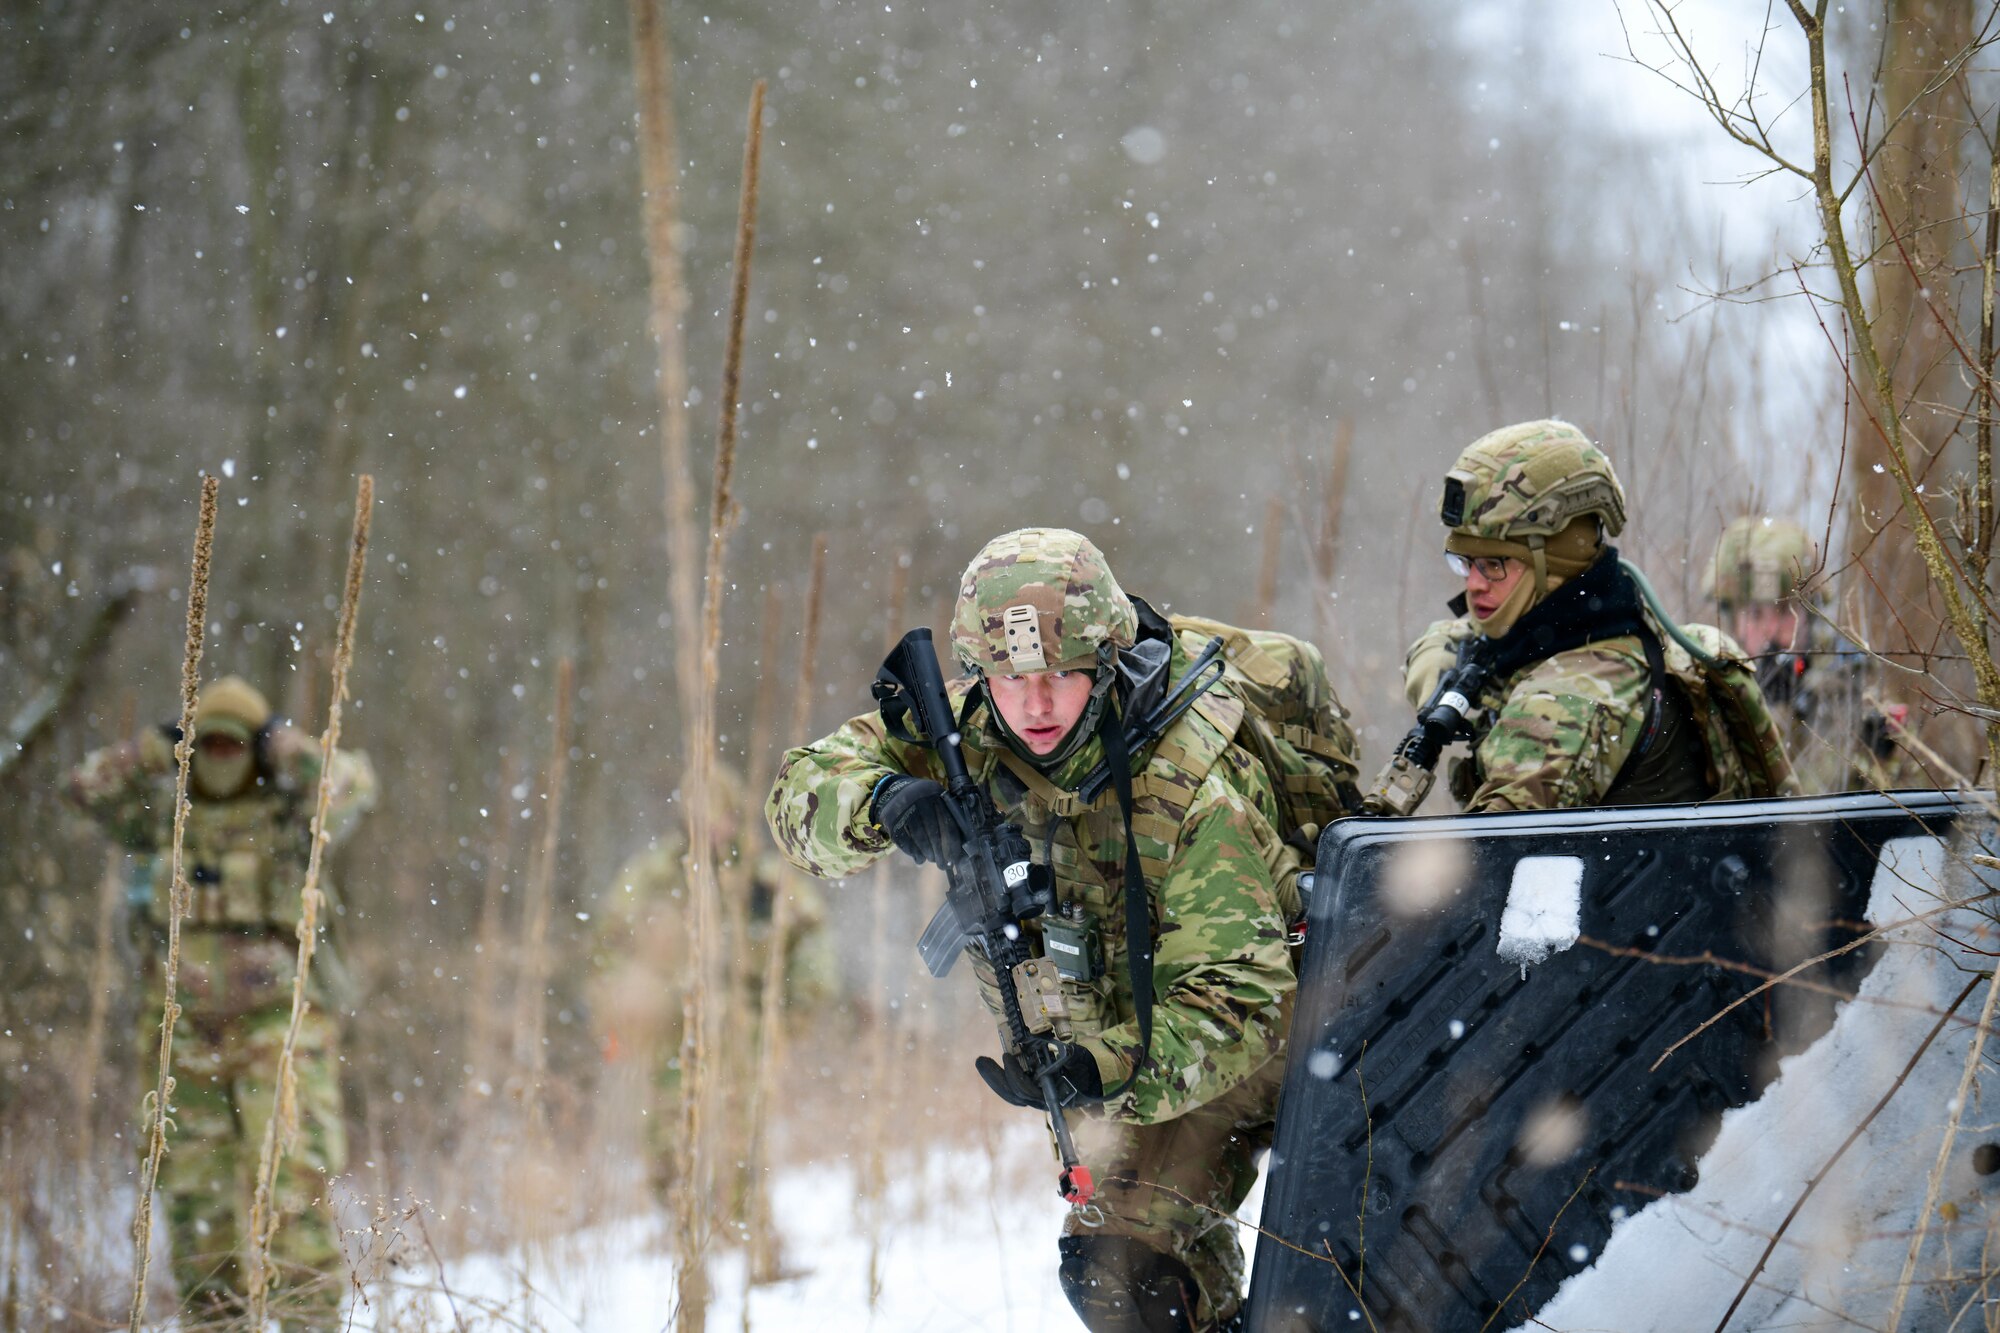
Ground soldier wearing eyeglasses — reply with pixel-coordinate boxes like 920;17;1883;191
1399;421;1795;813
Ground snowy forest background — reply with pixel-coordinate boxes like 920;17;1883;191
1;0;1979;1326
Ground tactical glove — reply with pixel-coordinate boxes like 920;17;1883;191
871;774;957;865
976;1042;1102;1111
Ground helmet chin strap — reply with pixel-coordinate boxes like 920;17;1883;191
986;644;1120;772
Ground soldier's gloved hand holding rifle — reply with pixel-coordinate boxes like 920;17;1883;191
1364;655;1486;817
870;775;956;865
874;627;1102;1205
977;1043;1103;1109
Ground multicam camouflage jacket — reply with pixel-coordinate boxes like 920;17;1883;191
66;724;377;1015
767;624;1298;1125
588;829;838;1061
1405;610;1791;814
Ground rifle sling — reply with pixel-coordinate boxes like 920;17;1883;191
1095;695;1154;1103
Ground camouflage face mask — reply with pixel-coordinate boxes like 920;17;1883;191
193;740;255;799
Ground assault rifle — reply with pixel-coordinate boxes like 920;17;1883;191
1363;655;1489;817
873;628;1096;1206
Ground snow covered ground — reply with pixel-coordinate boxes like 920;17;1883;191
347;1127;1269;1332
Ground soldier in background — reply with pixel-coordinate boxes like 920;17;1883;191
586;766;836;1195
1704;516;1930;793
1398;421;1795;813
67;675;375;1329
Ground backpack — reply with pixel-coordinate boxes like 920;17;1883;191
1166;615;1363;838
1654;620;1800;799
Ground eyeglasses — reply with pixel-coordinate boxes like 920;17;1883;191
1445;553;1516;581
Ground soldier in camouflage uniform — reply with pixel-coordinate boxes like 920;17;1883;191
1704;516;1930;793
66;676;375;1329
1400;422;1795;812
587;766;835;1192
768;528;1356;1332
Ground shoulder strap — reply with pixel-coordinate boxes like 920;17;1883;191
1096;699;1153;1102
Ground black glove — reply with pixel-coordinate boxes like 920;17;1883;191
871;774;958;865
976;1043;1102;1111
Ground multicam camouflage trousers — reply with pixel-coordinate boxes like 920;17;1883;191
150;1000;348;1329
1063;1053;1287;1330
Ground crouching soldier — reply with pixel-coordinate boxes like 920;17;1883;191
766;528;1359;1332
1387;421;1795;815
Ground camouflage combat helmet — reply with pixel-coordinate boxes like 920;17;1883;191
951;528;1136;769
1705;516;1814;610
1441;419;1626;596
951;528;1137;675
194;675;272;741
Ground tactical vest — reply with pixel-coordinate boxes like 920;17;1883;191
147;791;316;928
1454;613;1793;807
135;789;337;1015
969;660;1285;1044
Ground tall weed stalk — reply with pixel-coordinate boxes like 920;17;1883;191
742;533;825;1293
126;474;217;1333
245;473;374;1325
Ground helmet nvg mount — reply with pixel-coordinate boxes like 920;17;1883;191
950;528;1137;676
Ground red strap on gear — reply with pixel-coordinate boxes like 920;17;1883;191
1061;1164;1096;1207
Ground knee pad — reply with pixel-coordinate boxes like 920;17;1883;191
1057;1234;1202;1333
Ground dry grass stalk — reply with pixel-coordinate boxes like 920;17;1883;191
746;582;785;790
1886;967;2000;1331
66;694;135;1310
743;537;826;1291
1253;495;1283;627
1313;421;1352;649
717;585;784;1222
859;550;911;1307
625;0;711;1314
1716;974;1983;1332
74;696;137;1160
126;473;217;1333
671;78;767;1333
511;657;574;1086
720;585;786;1065
458;751;519;1137
1320;419;1352;581
245;473;374;1326
790;538;829;742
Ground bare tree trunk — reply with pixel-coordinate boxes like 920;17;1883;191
1847;0;1973;652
